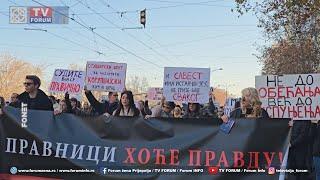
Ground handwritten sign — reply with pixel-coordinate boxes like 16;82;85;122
86;61;127;92
49;69;85;94
163;67;210;104
147;87;163;101
255;74;320;120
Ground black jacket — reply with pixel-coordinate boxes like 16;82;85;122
8;101;20;108
290;120;311;149
144;100;152;115
85;91;118;115
310;122;320;156
64;93;73;113
229;107;269;119
17;89;53;111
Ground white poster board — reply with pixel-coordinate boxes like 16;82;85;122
86;61;127;92
255;74;320;120
163;67;210;104
147;87;163;101
49;69;85;94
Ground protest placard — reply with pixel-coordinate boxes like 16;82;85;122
163;67;210;104
147;87;163;101
255;74;320;120
86;61;127;92
49;69;85;94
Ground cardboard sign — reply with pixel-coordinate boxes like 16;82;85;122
49;69;85;94
147;87;163;101
163;67;210;104
255;74;320;120
86;61;127;92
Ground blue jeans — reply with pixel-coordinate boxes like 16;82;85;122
315;156;320;180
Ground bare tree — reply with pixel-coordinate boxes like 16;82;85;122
0;53;44;100
126;75;150;94
68;63;85;71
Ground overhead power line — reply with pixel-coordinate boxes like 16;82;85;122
0;24;256;30
68;0;231;16
31;0;162;69
1;3;105;55
98;0;186;64
74;0;178;66
96;0;182;66
6;0;106;57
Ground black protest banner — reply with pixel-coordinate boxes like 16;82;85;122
0;106;290;180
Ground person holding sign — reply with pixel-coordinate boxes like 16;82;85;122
84;86;119;116
221;87;269;122
112;91;140;117
201;91;218;118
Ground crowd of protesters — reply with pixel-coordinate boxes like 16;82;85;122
0;75;273;120
0;75;319;180
0;75;217;119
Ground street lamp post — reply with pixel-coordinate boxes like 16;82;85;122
225;84;236;102
211;68;223;72
211;67;223;88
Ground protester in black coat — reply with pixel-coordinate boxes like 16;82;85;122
288;120;312;180
17;75;53;111
310;121;320;180
8;93;19;108
144;100;152;116
84;88;118;115
63;92;73;113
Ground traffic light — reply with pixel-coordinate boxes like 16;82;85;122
140;9;146;28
